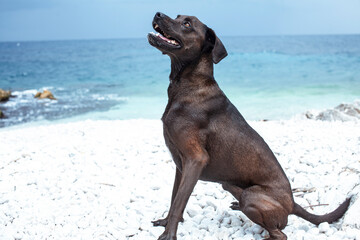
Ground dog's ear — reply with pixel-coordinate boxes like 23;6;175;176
205;27;228;64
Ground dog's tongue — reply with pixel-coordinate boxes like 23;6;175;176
158;34;170;41
149;31;179;46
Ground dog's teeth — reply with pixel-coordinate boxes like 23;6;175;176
170;40;178;45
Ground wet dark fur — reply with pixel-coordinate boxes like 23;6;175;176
147;12;351;240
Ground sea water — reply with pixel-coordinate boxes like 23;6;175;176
0;35;359;128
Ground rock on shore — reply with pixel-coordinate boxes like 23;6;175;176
0;89;11;102
34;90;56;100
305;101;360;121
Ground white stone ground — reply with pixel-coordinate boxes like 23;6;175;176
0;119;359;240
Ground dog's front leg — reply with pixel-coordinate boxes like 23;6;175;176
158;152;209;240
152;168;183;227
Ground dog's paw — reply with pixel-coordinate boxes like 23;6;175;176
158;231;177;240
152;217;184;227
152;218;168;227
230;201;241;210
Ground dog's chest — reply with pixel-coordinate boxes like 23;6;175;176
162;125;183;171
161;100;186;170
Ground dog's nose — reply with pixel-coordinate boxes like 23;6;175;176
155;12;165;19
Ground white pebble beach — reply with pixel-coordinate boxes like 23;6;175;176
0;119;359;240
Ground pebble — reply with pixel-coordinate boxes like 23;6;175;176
186;204;203;218
230;216;242;227
308;227;320;235
251;224;263;234
318;222;330;233
298;223;310;232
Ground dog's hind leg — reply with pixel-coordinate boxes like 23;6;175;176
223;183;290;240
222;182;244;210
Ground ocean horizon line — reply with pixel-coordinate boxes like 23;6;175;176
1;32;360;44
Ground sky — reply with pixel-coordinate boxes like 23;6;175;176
0;0;360;42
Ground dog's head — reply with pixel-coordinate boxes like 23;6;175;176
148;12;227;64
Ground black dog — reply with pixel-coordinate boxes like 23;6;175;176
147;12;351;240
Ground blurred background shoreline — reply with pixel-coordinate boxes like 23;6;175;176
1;34;359;128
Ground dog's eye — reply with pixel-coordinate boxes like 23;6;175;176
183;21;191;28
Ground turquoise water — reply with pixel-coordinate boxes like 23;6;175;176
0;35;359;127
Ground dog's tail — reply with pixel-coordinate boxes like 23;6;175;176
292;197;352;225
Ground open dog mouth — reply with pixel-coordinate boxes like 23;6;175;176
149;23;181;47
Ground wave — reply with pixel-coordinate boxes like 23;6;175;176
304;101;360;122
0;87;128;128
